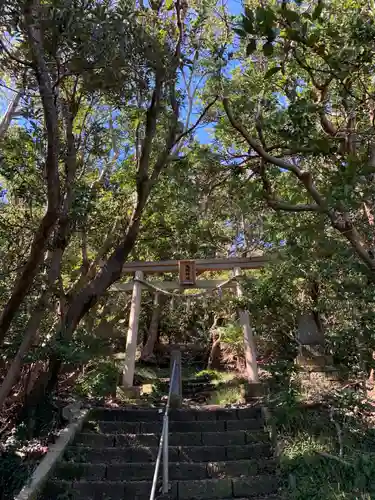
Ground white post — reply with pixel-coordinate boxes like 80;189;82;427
234;267;259;383
122;270;143;387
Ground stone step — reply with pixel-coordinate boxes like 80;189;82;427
74;429;266;447
54;458;277;481
156;381;216;391
89;407;262;422
182;384;215;391
146;375;213;384
65;443;273;463
83;418;264;434
43;475;279;499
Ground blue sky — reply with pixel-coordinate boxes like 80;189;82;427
188;0;244;144
227;0;243;16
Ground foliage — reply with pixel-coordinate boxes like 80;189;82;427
263;359;375;499
75;359;119;398
276;399;375;499
205;372;250;406
194;369;222;381
0;449;29;499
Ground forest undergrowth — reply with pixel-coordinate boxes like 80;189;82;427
264;361;375;500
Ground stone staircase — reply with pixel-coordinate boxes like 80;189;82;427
41;406;280;499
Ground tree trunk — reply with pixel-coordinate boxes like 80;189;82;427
0;103;79;408
0;5;61;346
141;293;166;361
0;211;59;347
207;316;221;369
207;332;222;370
28;198;149;400
0;242;71;408
0;290;49;408
0;90;22;138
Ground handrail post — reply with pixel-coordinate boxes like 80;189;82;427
162;413;169;493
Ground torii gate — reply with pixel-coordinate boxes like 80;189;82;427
110;256;268;389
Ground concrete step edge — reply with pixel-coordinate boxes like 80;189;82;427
77;428;265;438
43;476;280;493
56;458;278;467
64;443;274;464
73;430;268;448
88;407;263;422
66;443;273;452
54;458;278;481
85;418;263;425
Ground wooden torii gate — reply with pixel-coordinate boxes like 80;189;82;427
111;256;268;389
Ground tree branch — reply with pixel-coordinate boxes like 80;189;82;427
268;200;324;212
174;97;218;145
223;98;301;174
0;38;33;67
222;97;327;208
223;97;375;273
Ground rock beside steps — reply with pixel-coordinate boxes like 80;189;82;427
41;406;281;500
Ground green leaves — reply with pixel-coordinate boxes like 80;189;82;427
234;27;247;38
165;0;174;10
242;12;254;34
263;41;274;57
246;39;257;56
280;8;300;24
312;1;324;20
265;66;281;79
255;6;276;30
239;5;280;58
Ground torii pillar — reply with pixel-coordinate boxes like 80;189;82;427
234;268;260;389
122;270;143;387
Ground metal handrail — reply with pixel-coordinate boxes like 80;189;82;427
149;360;178;500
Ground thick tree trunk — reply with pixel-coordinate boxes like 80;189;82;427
29;200;149;399
0;241;71;408
141;293;166;361
0;104;78;408
207;317;221;369
0;210;59;347
0;4;61;346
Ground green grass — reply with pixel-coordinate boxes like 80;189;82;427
272;394;375;499
195;369;236;384
280;433;375;499
261;359;375;499
135;366;241;403
206;376;247;405
207;385;245;405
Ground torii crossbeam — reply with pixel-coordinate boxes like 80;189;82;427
121;255;267;274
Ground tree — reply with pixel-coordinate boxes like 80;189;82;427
0;0;232;406
219;0;375;278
